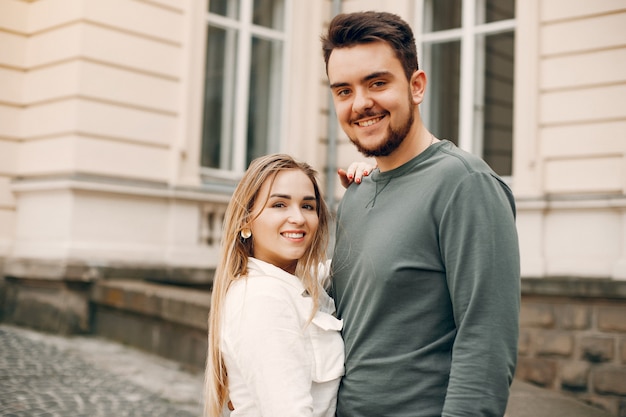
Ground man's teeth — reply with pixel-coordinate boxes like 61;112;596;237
358;117;381;127
283;232;304;238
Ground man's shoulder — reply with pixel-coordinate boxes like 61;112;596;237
436;141;496;177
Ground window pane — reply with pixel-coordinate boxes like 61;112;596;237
427;0;462;31
481;0;515;24
253;0;284;30
428;41;461;145
209;0;240;19
247;36;283;166
480;32;514;175
202;26;238;169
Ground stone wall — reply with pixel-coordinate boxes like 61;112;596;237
0;274;5;322
1;276;92;334
517;278;626;416
90;279;211;371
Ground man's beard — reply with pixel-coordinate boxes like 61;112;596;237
349;102;415;158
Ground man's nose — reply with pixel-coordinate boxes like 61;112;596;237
352;89;373;113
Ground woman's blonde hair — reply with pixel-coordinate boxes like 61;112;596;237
203;154;330;416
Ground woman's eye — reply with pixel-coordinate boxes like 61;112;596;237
303;204;316;211
272;202;286;208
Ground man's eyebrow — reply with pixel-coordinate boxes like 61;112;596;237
364;71;393;81
329;81;349;90
329;71;393;90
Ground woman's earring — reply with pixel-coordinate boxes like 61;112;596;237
240;228;252;239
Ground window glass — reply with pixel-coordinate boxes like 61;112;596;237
480;0;515;24
428;41;461;146
430;0;462;31
480;32;514;175
253;0;284;30
209;0;240;18
202;26;238;170
246;37;283;166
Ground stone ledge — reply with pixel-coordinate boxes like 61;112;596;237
522;277;626;299
4;258;215;285
91;279;211;331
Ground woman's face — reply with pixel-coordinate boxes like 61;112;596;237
249;169;319;274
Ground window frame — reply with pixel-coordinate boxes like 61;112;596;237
415;0;516;179
201;0;292;180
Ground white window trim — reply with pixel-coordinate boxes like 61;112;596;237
202;0;291;178
415;0;515;163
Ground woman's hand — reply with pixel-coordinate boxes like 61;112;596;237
338;161;377;188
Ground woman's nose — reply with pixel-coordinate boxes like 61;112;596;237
287;208;305;224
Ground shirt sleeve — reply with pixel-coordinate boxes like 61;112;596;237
224;282;313;417
440;172;521;417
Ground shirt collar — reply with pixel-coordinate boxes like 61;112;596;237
247;257;306;293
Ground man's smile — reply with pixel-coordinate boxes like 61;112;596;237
356;116;385;127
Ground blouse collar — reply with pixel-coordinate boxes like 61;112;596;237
247;257;305;293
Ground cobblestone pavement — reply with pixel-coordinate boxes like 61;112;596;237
0;324;204;417
1;324;614;417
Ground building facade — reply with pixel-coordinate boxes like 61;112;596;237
1;0;625;414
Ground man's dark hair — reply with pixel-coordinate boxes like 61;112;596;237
321;11;419;80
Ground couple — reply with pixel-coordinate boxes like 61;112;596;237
204;11;520;417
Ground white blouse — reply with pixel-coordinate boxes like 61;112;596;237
221;257;345;417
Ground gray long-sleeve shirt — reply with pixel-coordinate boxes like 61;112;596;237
331;140;520;417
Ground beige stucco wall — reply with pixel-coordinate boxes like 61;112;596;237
514;0;626;279
0;0;225;278
1;0;625;281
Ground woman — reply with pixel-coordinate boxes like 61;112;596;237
204;154;372;417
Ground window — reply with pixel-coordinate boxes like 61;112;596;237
419;0;515;176
202;0;289;175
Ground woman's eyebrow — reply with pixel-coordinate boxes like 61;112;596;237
269;194;316;201
270;193;291;199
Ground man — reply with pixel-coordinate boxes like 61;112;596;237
322;11;520;417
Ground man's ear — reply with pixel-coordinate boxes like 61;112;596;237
410;70;427;105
